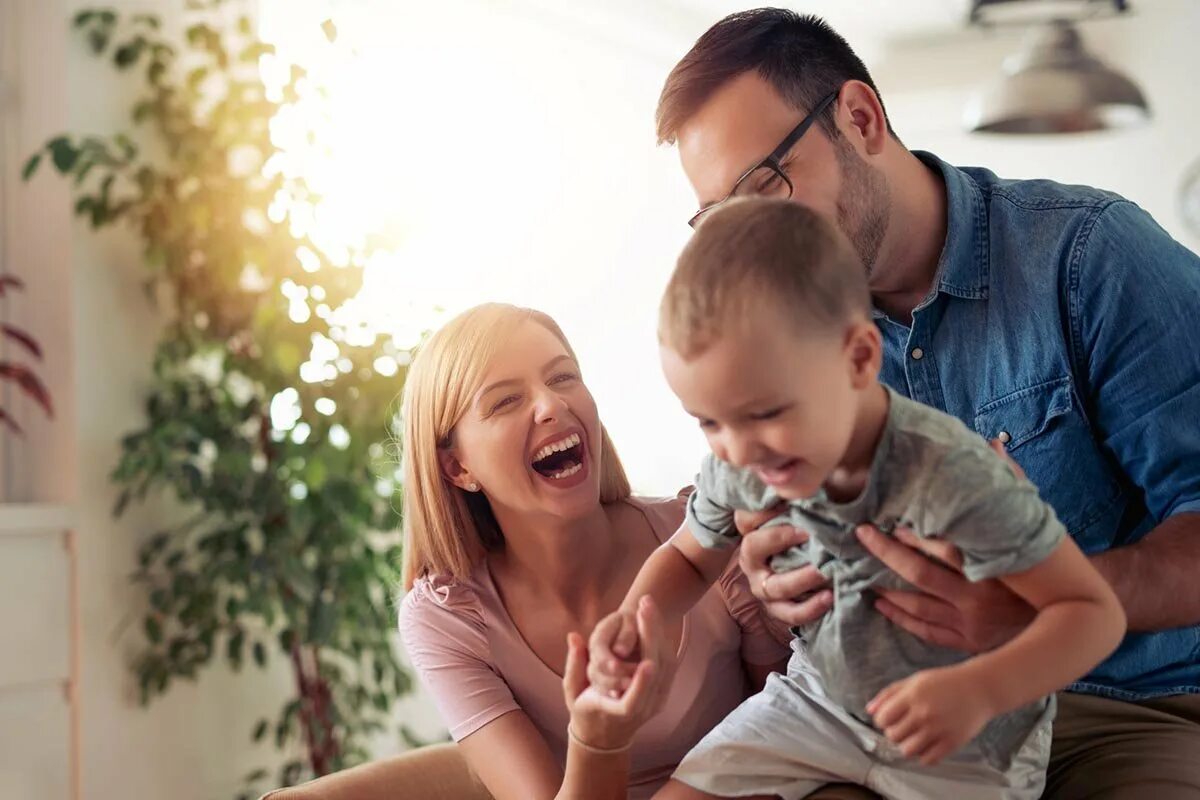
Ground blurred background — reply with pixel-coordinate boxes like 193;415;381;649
2;0;1198;797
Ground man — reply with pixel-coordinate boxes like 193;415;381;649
656;9;1200;798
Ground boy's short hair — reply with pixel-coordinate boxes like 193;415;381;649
660;197;869;358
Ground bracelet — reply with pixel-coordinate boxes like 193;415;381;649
567;724;631;755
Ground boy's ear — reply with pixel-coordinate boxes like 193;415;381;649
844;320;882;389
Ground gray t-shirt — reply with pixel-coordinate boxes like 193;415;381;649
685;387;1065;769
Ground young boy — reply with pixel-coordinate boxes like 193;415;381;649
589;198;1126;800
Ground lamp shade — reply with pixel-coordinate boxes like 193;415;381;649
965;20;1149;134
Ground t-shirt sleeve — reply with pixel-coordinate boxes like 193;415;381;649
686;454;750;550
917;446;1066;582
398;578;520;741
715;557;794;665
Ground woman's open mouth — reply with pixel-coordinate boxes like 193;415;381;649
530;431;588;485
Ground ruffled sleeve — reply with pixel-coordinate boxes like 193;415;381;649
398;575;520;741
715;555;793;666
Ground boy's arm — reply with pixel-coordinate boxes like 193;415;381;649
619;523;735;620
957;535;1125;714
588;528;732;694
870;535;1124;765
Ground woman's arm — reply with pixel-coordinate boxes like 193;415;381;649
454;599;678;800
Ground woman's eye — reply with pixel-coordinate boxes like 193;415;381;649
549;372;578;386
491;395;519;413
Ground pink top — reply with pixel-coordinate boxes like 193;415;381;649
398;495;791;799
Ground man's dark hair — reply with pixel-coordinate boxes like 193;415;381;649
655;9;895;145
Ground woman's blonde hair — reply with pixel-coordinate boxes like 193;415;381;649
399;303;631;589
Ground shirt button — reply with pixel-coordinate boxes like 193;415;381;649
911;347;924;360
997;431;1012;444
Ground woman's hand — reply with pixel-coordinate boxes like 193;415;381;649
562;596;676;750
735;508;834;627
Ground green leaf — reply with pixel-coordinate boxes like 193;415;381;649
239;42;275;62
144;616;162;644
87;28;110;55
321;19;337;43
132;14;161;30
227;629;245;665
150;589;170;612
252;718;268;742
21;153;41;180
252;641;266;667
72;11;95;28
49;138;79;172
114;38;146;69
308;597;336;645
238;16;252;36
97;11;116;25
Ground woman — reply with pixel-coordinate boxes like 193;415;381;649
396;303;791;799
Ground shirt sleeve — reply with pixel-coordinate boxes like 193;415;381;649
398;578;520;741
685;454;741;550
917;446;1066;581
1073;200;1200;521
715;557;794;664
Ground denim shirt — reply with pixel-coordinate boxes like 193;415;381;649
875;152;1200;700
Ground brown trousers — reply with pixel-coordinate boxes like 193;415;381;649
262;692;1200;800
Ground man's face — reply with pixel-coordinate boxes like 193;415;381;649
676;71;890;275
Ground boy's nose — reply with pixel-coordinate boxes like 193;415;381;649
723;434;762;468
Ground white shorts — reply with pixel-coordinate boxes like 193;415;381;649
673;653;1052;800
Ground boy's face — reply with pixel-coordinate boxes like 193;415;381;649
661;304;875;500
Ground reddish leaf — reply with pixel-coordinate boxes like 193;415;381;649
0;275;24;297
0;408;22;435
1;325;43;360
0;362;54;418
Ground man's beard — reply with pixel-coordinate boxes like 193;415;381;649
833;135;891;277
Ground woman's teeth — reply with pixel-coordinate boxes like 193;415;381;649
532;432;581;463
546;462;583;480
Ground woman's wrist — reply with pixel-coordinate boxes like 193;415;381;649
567;723;631;755
567;711;635;753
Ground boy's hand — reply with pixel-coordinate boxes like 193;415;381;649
587;605;642;698
867;666;995;766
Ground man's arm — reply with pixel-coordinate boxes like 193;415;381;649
1070;200;1200;631
1092;512;1200;631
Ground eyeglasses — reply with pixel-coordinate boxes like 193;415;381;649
688;90;839;229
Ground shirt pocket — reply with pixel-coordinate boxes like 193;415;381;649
973;376;1121;551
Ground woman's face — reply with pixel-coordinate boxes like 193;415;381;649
442;320;604;522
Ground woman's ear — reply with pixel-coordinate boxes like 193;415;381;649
844;320;882;390
437;445;479;493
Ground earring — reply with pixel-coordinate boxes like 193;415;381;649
467;482;479;492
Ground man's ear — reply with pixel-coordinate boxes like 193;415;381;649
836;80;890;158
844;320;882;389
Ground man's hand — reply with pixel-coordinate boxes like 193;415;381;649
735;507;834;627
855;439;1036;654
868;665;996;766
855;524;1035;653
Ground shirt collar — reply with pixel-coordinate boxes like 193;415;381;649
915;150;990;302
